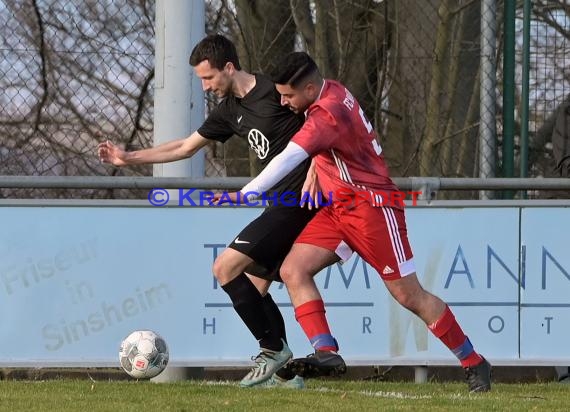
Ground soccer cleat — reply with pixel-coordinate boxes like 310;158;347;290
240;339;293;387
289;350;347;378
464;357;492;392
258;374;305;389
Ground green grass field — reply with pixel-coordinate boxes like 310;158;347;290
0;379;567;412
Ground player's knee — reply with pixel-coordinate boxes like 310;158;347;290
278;263;292;283
212;256;231;284
394;289;423;314
212;252;250;285
279;261;305;285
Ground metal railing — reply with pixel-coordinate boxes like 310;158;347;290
1;176;569;202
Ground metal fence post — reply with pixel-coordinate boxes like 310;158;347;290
519;0;532;198
479;0;497;200
502;0;516;199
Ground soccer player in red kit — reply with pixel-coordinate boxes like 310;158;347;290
218;52;491;392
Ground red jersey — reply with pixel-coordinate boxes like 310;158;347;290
292;80;398;206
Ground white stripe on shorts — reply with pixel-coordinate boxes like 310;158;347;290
381;206;405;263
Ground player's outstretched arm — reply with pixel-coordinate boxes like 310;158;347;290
97;131;209;167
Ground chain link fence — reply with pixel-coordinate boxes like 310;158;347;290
524;1;570;198
1;0;569;199
0;0;155;199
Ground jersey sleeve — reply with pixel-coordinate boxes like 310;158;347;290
240;142;309;195
292;105;339;155
197;102;235;143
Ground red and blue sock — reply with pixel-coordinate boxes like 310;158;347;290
295;300;338;352
428;305;483;368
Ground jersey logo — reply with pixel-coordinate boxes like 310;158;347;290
237;115;243;124
247;128;270;159
382;265;395;275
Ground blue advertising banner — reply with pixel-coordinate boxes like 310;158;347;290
0;204;567;366
520;208;570;361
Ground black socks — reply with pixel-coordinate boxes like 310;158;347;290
221;273;283;351
262;292;287;344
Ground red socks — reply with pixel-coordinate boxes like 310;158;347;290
428;305;483;368
295;300;483;366
295;300;338;351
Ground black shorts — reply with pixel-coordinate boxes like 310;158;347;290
228;205;317;282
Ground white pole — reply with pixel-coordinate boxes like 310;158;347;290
153;0;205;179
151;0;205;383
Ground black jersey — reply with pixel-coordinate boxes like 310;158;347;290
198;74;309;199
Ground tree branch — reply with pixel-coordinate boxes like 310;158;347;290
290;0;315;51
31;0;49;134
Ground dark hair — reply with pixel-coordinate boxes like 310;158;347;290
271;52;319;87
189;34;241;71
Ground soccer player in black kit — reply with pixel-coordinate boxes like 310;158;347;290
98;35;339;388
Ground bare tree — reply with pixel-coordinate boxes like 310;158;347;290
0;0;155;198
2;0;569;201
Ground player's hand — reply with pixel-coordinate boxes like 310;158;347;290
213;191;240;205
98;140;128;167
300;160;321;209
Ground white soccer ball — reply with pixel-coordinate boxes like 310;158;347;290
119;330;169;379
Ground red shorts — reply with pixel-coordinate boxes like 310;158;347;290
294;202;416;281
